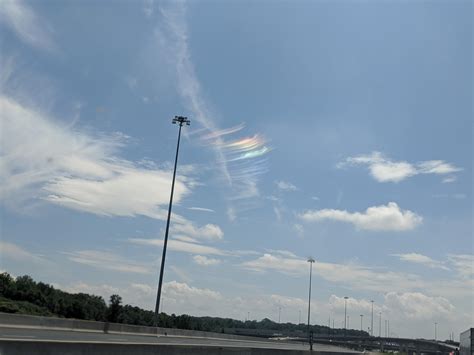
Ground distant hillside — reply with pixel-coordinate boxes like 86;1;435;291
0;272;368;337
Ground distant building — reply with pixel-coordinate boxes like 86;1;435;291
460;328;473;355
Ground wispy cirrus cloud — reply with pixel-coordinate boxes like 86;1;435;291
154;3;270;216
128;237;227;256
0;95;194;221
299;202;422;231
241;252;422;293
193;255;221;266
64;250;151;274
275;180;298;192
0;0;56;51
0;241;47;264
392;253;449;270
338;151;462;183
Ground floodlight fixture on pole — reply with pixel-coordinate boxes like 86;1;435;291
154;116;190;327
307;257;315;350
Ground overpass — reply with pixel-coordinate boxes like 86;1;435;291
308;334;458;354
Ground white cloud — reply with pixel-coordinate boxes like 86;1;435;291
0;96;195;220
0;0;56;51
128;238;227;256
384;292;455;320
329;295;380;314
299;202;422;231
0;241;46;264
172;223;223;241
442;176;457;183
339;152;462;183
187;207;215;213
447;254;474;279
275;180;297;191
64;250;151;274
193;255;221;266
241;253;422;293
392;253;449;270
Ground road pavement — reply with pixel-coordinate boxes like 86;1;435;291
0;326;360;353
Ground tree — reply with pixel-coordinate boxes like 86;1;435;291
106;294;122;323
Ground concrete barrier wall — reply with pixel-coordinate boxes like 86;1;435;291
0;340;328;355
0;313;265;342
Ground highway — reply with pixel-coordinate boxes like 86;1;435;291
0;326;360;353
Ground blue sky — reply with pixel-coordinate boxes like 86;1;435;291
0;0;472;339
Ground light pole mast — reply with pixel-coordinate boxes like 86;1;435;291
360;314;363;332
370;300;374;336
154;116;190;326
307;257;315;349
344;296;349;336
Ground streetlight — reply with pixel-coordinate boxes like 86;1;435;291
379;312;382;337
360;314;363;332
154;116;190;326
370;300;374;337
307;257;315;349
435;322;437;341
278;306;281;323
344;296;349;335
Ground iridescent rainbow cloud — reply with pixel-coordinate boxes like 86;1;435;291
201;125;271;162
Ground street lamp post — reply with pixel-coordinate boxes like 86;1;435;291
379;312;382;337
307;257;315;350
154;116;190;327
370;300;374;336
360;314;363;332
344;296;349;336
435;322;437;341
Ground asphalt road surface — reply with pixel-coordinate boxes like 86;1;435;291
0;326;359;353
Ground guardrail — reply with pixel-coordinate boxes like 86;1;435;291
0;312;266;342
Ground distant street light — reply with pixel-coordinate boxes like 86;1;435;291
360;314;363;332
435;322;437;341
278;306;281;323
370;300;374;336
154;116;190;327
307;257;315;349
344;296;349;335
379;312;382;337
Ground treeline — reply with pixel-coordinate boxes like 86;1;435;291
0;272;367;337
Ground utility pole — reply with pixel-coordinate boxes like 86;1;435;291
278;306;281;323
435;322;437;341
360;314;363;331
154;116;190;327
307;257;315;350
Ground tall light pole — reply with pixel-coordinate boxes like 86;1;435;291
154;116;190;326
370;300;374;336
278;306;281;323
307;257;315;349
360;314;363;332
344;296;349;335
435;322;437;341
379;312;382;337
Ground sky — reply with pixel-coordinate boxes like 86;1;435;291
0;0;472;341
